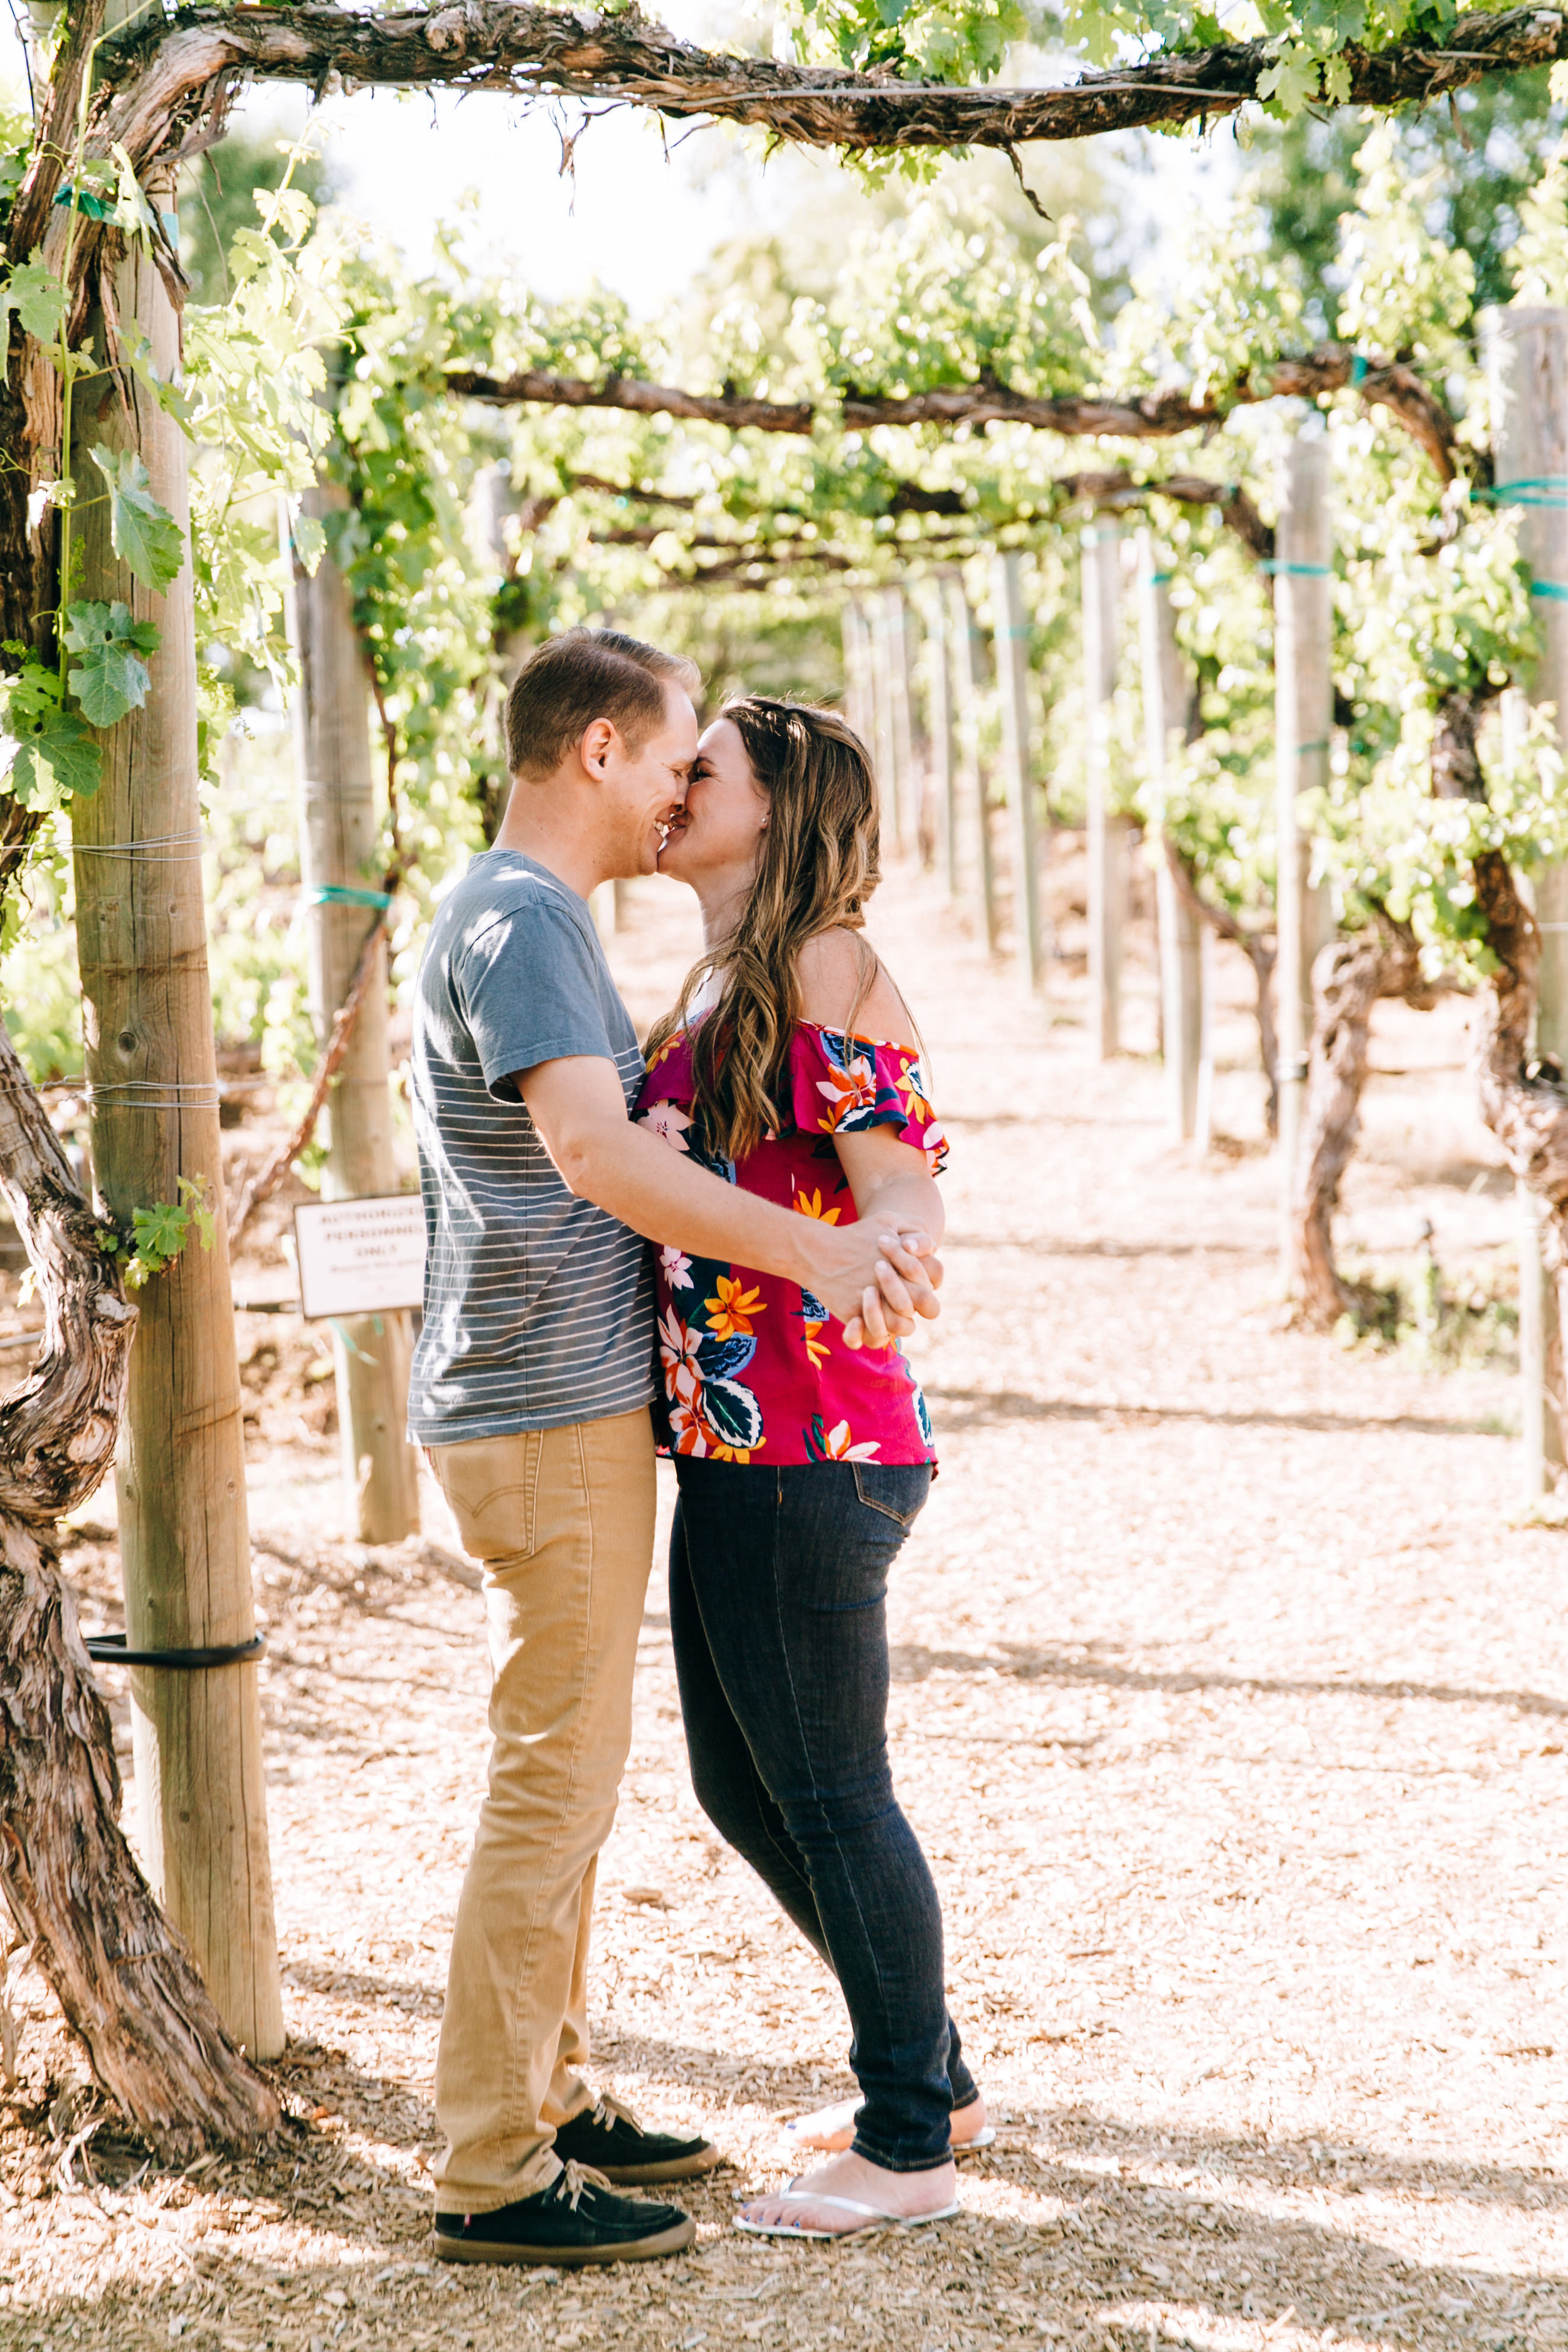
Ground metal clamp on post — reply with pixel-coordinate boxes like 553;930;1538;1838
85;1633;267;1669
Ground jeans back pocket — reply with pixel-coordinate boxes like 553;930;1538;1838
851;1461;932;1530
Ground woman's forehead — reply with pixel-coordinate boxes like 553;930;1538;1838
697;715;746;759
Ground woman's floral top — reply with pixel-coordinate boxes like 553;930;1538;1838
635;1021;947;1466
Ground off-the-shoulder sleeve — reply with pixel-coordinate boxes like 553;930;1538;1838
785;1026;948;1174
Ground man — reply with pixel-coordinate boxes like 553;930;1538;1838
410;629;940;2268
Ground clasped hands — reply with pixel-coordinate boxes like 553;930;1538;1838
813;1227;943;1353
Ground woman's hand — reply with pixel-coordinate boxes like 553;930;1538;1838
843;1231;943;1352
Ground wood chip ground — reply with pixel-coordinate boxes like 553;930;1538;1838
3;860;1565;2352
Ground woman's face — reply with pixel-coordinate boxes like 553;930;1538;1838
657;716;769;891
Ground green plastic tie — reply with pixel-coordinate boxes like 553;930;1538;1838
1484;477;1568;507
1350;352;1370;385
1150;569;1174;585
329;1318;379;1366
1261;561;1333;578
1296;739;1330;754
306;884;394;909
52;184;115;221
1531;580;1568;601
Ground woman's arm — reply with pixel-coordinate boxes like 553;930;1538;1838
832;1125;945;1253
795;926;946;1299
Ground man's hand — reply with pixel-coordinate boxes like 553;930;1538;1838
794;1219;941;1342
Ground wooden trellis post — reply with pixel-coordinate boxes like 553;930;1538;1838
1486;307;1568;1503
993;551;1043;990
842;597;875;753
881;586;914;857
69;173;283;2059
1082;521;1126;1058
919;580;958;895
945;571;999;952
866;593;899;847
1136;532;1204;1140
289;486;421;1545
1274;430;1337;1246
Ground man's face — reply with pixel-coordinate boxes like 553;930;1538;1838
597;684;699;877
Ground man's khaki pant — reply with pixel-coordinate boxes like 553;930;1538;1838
426;1407;656;2213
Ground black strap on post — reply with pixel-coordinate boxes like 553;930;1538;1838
83;1633;267;1670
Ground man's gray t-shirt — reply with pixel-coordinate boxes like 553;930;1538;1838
407;849;654;1446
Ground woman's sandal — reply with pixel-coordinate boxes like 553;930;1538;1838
736;2184;961;2242
781;2097;995;2158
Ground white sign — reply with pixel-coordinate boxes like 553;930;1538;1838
294;1194;426;1319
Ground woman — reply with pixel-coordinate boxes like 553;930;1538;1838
636;697;990;2242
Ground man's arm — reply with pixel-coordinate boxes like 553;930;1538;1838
517;1056;941;1343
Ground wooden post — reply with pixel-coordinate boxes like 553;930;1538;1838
919;581;958;895
1194;927;1217;1153
1274;431;1336;1258
69;177;283;2058
1082;521;1126;1059
881;586;914;857
842;598;874;752
993;551;1043;991
1486;307;1568;1501
866;593;899;847
289;486;420;1546
945;572;998;953
1137;532;1201;1138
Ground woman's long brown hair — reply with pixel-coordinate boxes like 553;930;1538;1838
646;697;884;1162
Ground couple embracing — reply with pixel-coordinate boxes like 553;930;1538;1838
408;629;988;2268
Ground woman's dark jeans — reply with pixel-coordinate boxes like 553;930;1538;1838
669;1456;978;2173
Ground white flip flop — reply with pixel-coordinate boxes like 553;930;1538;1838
782;2097;996;2158
736;2181;961;2242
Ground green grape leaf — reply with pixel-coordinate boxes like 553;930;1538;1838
63;600;160;727
2;655;61;729
176;1173;217;1249
10;707;100;805
1;257;68;374
291;513;327;576
89;445;186;594
1258;43;1321;114
1322;51;1352;103
130;1197;190;1271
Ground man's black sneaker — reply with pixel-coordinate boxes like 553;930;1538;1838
553;2093;721;2186
434;2162;694;2266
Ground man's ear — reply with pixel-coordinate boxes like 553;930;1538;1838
579;718;618;776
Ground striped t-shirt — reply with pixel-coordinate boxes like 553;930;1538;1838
406;850;654;1446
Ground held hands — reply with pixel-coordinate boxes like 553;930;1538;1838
807;1225;943;1352
844;1230;943;1352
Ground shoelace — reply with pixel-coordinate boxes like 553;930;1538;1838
556;2158;612;2211
588;2092;645;2136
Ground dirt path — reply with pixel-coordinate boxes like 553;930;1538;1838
3;861;1566;2352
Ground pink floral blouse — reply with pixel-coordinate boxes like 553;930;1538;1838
634;1022;947;1466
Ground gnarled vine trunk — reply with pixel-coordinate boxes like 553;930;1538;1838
0;1015;280;2154
1288;926;1434;1330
